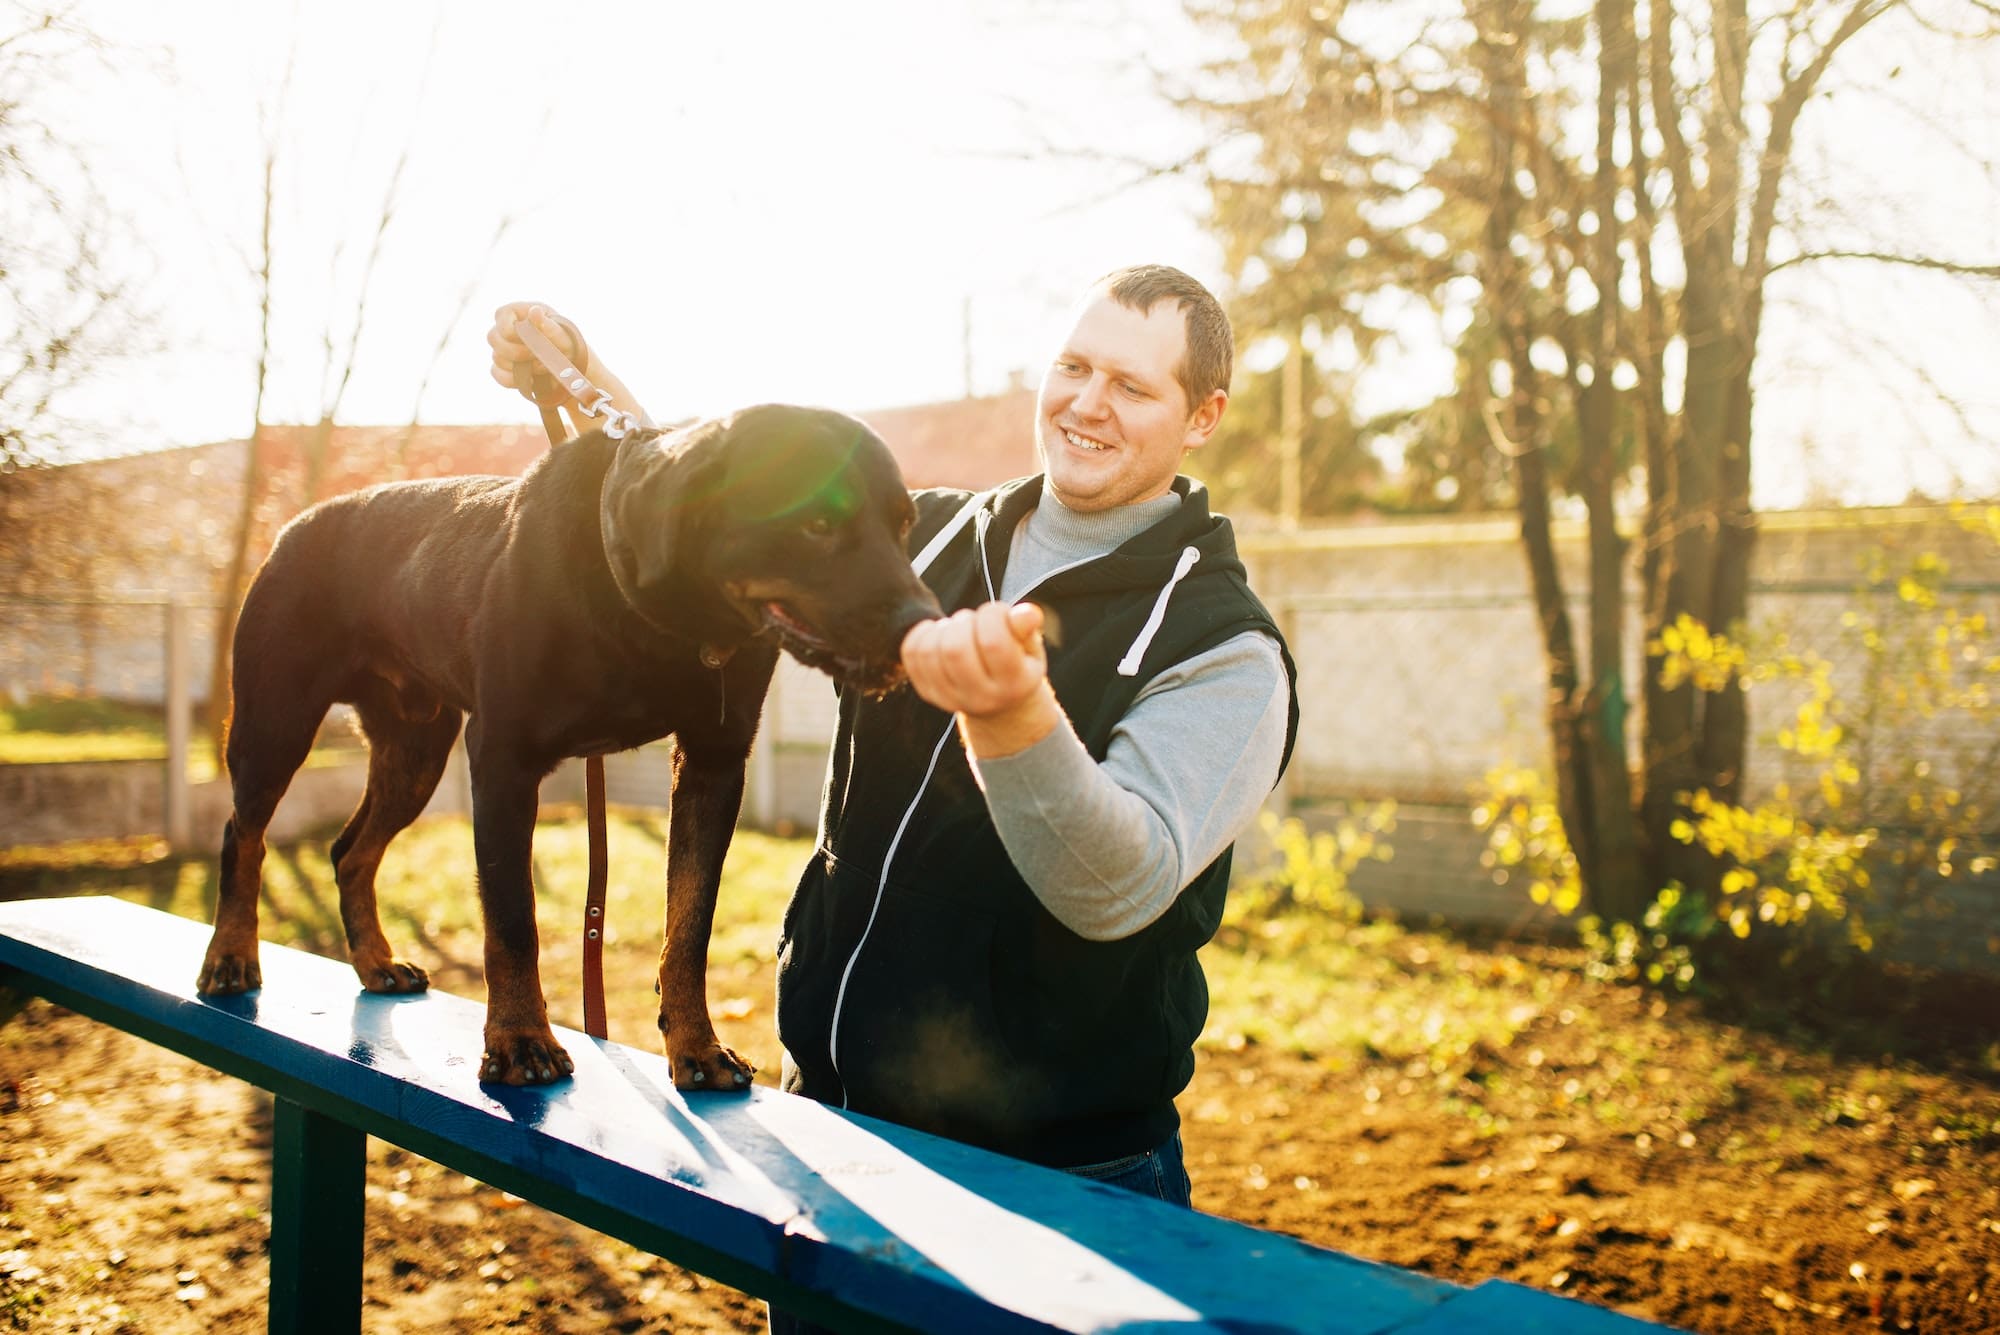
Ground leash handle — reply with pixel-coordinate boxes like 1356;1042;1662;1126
514;318;640;440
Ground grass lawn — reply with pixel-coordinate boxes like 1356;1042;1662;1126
0;692;363;778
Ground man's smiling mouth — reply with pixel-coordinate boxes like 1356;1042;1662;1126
1062;428;1112;453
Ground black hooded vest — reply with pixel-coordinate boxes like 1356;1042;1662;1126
775;475;1299;1167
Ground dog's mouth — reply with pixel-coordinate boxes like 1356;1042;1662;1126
757;600;906;696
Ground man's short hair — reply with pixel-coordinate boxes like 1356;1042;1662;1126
1095;264;1233;414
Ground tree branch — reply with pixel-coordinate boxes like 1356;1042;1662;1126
1764;248;2000;279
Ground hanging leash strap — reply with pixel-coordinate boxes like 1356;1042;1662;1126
512;313;632;1040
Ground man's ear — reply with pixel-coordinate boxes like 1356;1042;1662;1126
1182;388;1228;453
599;420;728;597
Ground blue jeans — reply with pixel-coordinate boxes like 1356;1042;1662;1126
1062;1131;1194;1208
767;1133;1193;1333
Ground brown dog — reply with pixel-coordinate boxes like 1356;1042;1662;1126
197;404;940;1088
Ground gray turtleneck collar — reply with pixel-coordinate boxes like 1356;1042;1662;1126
1000;480;1183;602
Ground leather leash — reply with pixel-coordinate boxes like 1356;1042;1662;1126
512;315;636;1042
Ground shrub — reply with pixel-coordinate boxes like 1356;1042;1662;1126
1481;506;2000;990
1233;804;1397;925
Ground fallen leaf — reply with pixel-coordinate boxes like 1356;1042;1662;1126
1892;1177;1935;1200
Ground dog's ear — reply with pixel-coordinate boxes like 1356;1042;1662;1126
599;421;729;599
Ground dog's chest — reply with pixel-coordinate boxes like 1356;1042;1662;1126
541;664;731;759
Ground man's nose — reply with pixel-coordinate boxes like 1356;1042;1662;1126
1071;374;1111;419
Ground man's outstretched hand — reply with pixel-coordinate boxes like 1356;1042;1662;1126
900;601;1061;758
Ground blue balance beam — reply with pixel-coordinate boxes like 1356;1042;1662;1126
0;895;1679;1333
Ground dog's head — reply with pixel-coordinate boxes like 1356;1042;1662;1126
600;404;942;693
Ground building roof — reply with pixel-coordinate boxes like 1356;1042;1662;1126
2;392;1043;602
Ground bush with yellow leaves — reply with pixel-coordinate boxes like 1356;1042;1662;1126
1480;505;2000;988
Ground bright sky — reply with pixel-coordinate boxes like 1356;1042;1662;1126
29;1;2000;506
49;1;1217;440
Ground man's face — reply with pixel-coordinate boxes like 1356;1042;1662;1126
1035;291;1227;513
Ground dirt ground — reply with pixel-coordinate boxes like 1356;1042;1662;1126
2;945;1996;1334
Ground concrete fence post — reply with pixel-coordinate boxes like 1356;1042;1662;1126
745;663;779;831
163;600;195;851
1267;597;1299;822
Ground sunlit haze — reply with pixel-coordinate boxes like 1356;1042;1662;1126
28;1;2000;506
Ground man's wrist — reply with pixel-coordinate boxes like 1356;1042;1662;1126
957;679;1061;759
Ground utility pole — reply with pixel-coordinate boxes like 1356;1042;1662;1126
961;295;974;400
1279;330;1303;530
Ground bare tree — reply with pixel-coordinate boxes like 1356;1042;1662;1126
203;33;531;761
0;3;152;477
204;86;284;761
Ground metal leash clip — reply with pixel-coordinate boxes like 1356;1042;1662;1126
515;317;639;439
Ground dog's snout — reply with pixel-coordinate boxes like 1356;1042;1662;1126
889;586;944;643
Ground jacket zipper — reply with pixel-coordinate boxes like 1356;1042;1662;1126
822;501;1186;1103
827;508;1001;1104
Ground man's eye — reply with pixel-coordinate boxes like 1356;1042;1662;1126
804;515;838;538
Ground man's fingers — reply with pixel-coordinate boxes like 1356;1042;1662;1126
1006;601;1045;650
929;609;987;701
972;603;1043;688
526;305;581;361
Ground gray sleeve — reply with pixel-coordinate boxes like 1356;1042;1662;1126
966;630;1290;941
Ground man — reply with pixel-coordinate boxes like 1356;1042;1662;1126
487;267;1296;1211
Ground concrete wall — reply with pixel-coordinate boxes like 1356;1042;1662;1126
5;504;1994;971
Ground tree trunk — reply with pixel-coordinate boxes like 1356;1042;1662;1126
206;427;263;763
1477;0;1601;897
1573;0;1646;923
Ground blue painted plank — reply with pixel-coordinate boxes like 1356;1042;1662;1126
0;896;1674;1334
1399;1279;1682;1332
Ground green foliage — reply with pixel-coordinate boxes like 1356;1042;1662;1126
0;692;168;765
1483;512;2000;990
0;690;363;774
1472;767;1583;916
1573;888;1705;991
1209;805;1565;1078
1232;805;1397;923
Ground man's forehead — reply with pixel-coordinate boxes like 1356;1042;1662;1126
1058;292;1188;372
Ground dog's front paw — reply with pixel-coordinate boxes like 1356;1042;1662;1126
354;957;430;995
668;1041;756;1092
478;1027;575;1086
197;946;261;995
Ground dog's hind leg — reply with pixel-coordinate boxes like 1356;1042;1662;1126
199;652;338;996
332;679;462;995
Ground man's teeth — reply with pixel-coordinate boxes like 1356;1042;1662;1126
1064;429;1109;452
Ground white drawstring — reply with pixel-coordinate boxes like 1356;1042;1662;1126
1116;546;1201;677
910;490;991;577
